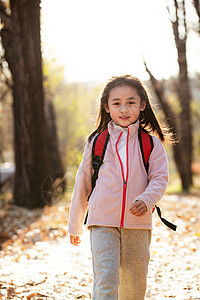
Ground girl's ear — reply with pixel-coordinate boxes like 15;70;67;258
104;104;110;113
140;101;146;112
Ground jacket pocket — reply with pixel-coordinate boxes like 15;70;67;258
126;209;152;225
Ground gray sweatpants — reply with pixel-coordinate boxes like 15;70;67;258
90;226;151;300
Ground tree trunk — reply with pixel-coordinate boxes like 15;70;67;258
10;0;52;207
45;98;66;195
171;0;193;189
144;0;193;191
0;0;65;207
145;68;193;191
176;64;193;189
144;64;192;190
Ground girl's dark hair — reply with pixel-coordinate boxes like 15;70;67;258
88;75;173;143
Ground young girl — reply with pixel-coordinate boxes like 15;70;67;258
68;75;170;300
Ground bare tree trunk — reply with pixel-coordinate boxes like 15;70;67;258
144;64;192;190
11;0;51;207
0;0;65;207
170;0;193;189
144;0;193;190
45;98;66;192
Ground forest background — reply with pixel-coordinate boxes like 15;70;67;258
1;0;200;203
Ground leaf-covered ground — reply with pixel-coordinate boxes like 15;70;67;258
0;194;200;299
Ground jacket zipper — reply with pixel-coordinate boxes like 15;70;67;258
115;128;129;228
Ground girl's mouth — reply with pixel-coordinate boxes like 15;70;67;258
120;116;130;120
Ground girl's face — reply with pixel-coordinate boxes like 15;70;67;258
105;85;146;128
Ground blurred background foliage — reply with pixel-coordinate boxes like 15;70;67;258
43;59;103;190
1;57;200;198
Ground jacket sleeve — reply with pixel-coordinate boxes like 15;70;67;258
134;136;169;212
67;138;93;236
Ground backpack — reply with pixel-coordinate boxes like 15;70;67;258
84;128;177;231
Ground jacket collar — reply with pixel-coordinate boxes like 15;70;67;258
108;119;140;138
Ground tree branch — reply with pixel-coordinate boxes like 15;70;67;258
171;0;181;49
144;61;178;137
182;0;187;38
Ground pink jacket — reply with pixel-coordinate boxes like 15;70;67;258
67;119;169;236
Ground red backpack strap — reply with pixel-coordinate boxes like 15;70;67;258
91;129;110;189
84;129;109;224
138;128;154;173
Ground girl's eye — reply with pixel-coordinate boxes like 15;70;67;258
129;101;135;105
113;103;120;106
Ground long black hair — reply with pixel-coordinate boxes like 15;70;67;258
88;75;173;143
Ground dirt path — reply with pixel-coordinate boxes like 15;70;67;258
0;194;200;299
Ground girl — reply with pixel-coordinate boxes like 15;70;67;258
68;75;171;300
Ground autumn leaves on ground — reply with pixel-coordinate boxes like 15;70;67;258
0;194;200;300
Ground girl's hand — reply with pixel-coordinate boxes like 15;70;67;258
130;200;147;216
70;235;81;246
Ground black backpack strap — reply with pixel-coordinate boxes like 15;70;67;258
138;128;177;231
155;205;177;231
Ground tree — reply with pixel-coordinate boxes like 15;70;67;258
0;0;65;208
144;0;197;191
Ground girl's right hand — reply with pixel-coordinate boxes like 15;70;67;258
70;235;81;246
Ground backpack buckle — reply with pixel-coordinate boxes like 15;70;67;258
93;156;101;170
93;161;100;170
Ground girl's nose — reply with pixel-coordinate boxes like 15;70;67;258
120;104;128;112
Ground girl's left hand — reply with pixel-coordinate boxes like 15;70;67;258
130;200;147;216
70;235;81;246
